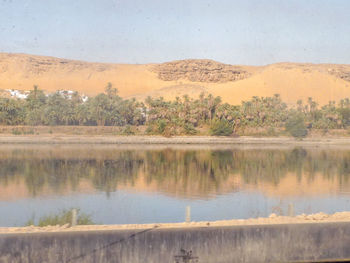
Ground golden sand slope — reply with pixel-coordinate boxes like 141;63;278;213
1;53;350;105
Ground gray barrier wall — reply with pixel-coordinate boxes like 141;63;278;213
1;222;350;263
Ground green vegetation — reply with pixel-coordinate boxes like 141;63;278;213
3;85;350;136
122;125;135;135
285;113;308;139
25;209;94;227
210;118;233;136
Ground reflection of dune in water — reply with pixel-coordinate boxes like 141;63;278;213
0;179;95;201
117;172;242;200
0;171;242;201
243;172;348;198
119;172;350;199
1;171;350;201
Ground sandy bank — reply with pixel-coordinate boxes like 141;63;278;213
2;135;350;145
1;212;350;234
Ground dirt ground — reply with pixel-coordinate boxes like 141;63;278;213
3;133;350;146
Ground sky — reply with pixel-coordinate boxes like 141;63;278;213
0;0;350;65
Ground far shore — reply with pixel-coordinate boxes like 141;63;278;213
2;134;350;146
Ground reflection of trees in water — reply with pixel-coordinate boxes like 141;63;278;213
0;148;350;197
235;150;289;185
0;151;143;196
144;150;232;195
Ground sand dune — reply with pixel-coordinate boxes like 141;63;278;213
1;53;350;105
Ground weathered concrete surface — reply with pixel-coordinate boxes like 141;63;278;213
1;222;350;263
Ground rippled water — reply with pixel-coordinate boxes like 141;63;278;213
1;145;350;227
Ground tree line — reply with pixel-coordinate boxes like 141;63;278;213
1;84;350;137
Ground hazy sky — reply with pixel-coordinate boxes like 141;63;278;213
1;0;350;65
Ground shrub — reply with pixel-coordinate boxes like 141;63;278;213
156;119;167;134
24;128;35;135
285;114;308;139
25;209;94;227
183;123;198;135
122;125;135;135
11;128;22;135
338;108;350;128
267;127;277;136
146;119;175;136
162;126;174;137
210;119;233;136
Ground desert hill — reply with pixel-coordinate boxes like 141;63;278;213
1;53;350;105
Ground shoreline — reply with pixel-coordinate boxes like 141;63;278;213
1;212;350;234
1;135;350;145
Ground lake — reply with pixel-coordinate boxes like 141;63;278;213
1;144;350;227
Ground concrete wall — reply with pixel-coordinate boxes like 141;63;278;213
1;222;350;263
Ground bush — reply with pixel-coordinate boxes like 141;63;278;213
285;114;308;139
24;128;35;135
122;125;135;135
267;127;277;136
11;128;22;135
162;126;174;137
338;108;350;128
156;119;167;134
25;209;94;227
183;123;198;135
210;119;233;136
146;119;175;136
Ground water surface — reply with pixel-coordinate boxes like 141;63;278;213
1;145;350;226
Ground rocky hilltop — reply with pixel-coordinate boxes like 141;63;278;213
0;53;111;75
326;66;350;82
1;53;350;105
151;59;253;83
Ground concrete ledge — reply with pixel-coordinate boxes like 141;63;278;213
1;222;350;263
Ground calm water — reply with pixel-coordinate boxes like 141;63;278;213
1;145;350;227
